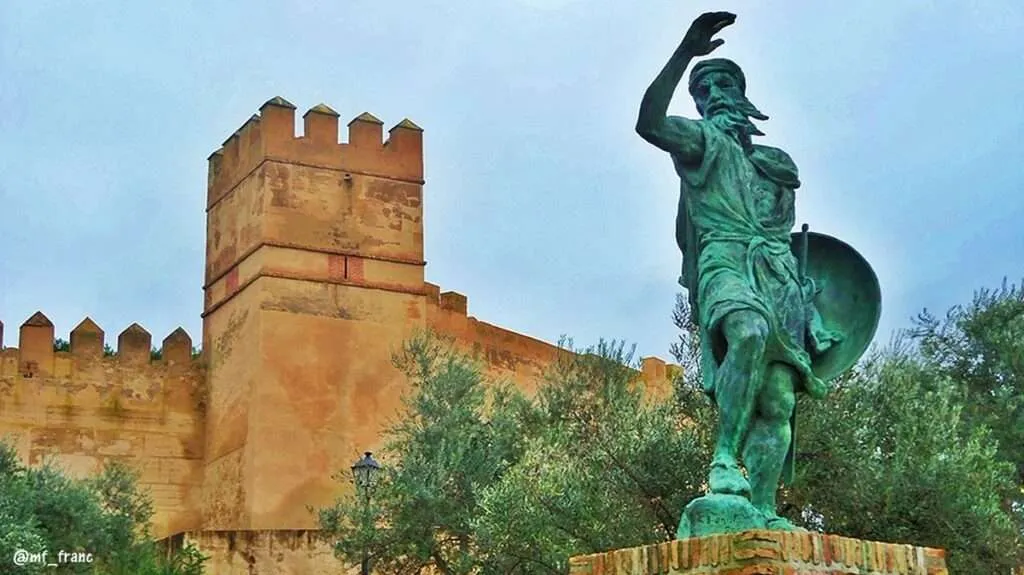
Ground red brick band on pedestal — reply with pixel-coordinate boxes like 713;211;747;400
568;530;948;575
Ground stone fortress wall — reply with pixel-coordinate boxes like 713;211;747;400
0;315;205;538
0;97;679;573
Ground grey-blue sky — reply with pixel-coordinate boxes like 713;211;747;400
1;1;1021;361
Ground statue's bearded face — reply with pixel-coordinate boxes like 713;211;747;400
692;71;743;118
691;71;768;147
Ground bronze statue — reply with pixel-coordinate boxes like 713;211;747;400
636;12;880;536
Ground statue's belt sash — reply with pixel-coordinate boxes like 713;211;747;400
700;231;801;288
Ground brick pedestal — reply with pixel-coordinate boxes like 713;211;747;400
568;530;948;574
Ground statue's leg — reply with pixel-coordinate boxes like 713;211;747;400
743;362;797;528
709;309;769;496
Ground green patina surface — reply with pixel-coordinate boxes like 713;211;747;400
636;12;880;537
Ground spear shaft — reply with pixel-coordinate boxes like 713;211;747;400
799;223;809;281
784;223;810;486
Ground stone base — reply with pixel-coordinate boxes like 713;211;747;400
569;530;948;574
676;494;766;539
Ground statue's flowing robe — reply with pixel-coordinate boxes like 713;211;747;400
674;121;828;474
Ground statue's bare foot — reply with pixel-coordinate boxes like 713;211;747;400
708;460;751;496
755;506;806;531
763;514;803;531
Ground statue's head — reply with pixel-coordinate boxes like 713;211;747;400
688;58;768;145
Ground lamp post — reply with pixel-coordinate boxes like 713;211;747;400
351;451;381;575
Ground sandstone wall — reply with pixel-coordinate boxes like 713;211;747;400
165;530;345;575
0;313;205;538
425;282;559;395
425;282;677;400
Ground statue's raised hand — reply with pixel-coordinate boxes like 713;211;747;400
682;12;736;56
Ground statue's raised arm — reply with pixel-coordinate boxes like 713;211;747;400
635;12;736;163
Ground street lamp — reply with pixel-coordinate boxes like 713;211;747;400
351;451;381;494
351;451;381;575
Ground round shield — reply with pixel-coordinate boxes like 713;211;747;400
790;231;881;381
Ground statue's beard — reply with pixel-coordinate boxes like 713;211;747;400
704;97;768;151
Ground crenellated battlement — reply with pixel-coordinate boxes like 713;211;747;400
424;282;470;315
0;312;202;380
207;97;423;210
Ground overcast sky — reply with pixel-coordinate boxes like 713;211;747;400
1;1;1022;362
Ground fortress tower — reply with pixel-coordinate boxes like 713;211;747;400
201;97;427;529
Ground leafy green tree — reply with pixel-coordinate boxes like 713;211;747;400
319;333;533;574
474;340;713;573
319;334;713;574
0;441;206;574
911;280;1024;490
786;347;1021;574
